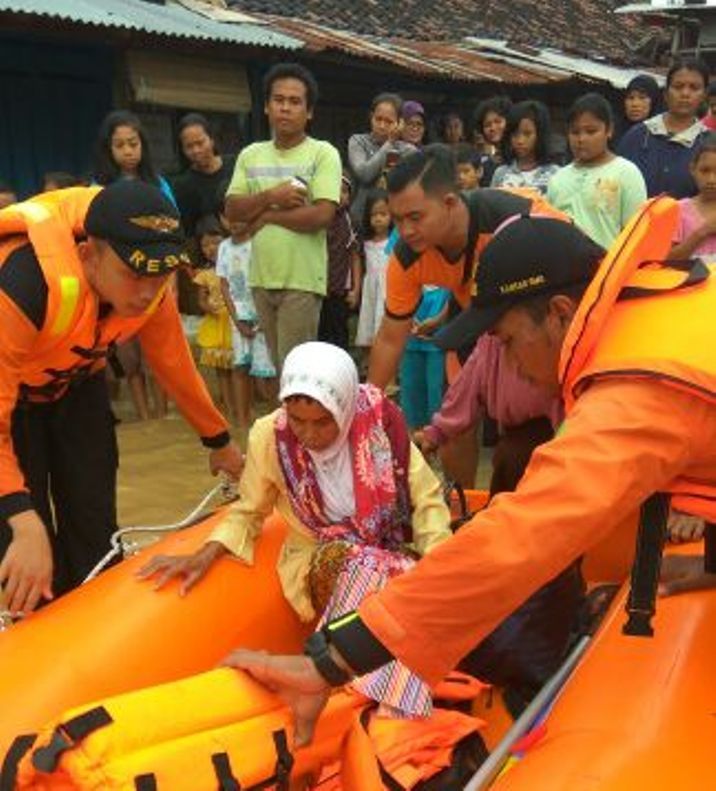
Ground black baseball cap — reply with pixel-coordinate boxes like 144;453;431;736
84;180;190;277
435;216;605;350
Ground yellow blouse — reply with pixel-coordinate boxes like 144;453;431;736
208;410;451;621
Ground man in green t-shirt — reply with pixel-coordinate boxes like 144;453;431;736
226;63;341;370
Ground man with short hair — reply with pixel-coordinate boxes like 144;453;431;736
367;144;563;388
223;201;716;745
226;63;341;370
0;181;242;615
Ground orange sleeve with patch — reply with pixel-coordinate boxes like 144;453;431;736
359;378;709;685
137;292;229;446
385;252;472;318
0;292;39;503
384;253;423;319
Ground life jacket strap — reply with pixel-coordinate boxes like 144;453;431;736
211;752;241;791
244;729;293;791
623;492;670;637
0;733;37;791
134;773;158;790
705;523;716;574
31;705;113;773
619;258;710;302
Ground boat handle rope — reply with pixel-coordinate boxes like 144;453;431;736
0;477;238;626
82;475;237;584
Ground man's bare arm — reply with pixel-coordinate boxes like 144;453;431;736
225;182;307;224
260;200;336;234
367;314;413;389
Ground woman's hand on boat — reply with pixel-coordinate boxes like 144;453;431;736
0;510;53;616
659;554;716;596
209;441;244;480
220;649;331;748
136;542;227;595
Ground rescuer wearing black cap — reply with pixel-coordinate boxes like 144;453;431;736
434;214;605;351
0;182;242;615
217;200;716;747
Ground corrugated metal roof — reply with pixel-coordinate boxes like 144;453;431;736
618;0;716;11
0;0;301;48
259;15;568;85
465;37;664;89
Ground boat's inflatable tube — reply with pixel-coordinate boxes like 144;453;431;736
8;668;370;791
6;670;488;790
491;548;716;790
0;509;309;756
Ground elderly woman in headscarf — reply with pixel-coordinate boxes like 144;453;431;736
140;342;451;717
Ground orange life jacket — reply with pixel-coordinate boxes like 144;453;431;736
5;668;486;791
0;187;166;401
560;195;716;520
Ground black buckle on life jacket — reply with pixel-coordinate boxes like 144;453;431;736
0;733;37;791
31;706;113;773
623;492;670;637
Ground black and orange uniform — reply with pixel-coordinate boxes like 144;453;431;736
385;188;564;320
0;187;229;593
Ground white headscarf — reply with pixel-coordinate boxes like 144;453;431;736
279;342;360;521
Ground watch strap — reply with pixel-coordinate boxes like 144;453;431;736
304;630;351;687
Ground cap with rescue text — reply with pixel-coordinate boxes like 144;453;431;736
435;216;605;349
85;180;189;277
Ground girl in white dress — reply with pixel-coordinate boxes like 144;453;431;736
355;189;392;348
217;219;276;428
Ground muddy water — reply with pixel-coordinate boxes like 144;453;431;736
0;408;233;617
117;415;221;528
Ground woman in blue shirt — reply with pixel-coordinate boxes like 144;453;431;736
618;58;708;199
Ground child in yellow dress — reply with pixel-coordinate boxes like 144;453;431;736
193;215;239;420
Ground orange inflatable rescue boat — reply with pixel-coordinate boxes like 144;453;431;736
0;498;492;789
0;507;310;756
483;546;716;791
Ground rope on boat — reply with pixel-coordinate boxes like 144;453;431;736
82;476;237;584
0;479;237;627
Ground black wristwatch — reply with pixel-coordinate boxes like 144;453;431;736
304;629;352;687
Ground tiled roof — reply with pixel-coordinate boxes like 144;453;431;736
229;0;644;63
262;16;569;85
0;0;301;49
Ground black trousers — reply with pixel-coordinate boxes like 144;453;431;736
0;373;119;597
460;416;585;710
318;294;349;351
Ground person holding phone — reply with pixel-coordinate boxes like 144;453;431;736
348;93;417;222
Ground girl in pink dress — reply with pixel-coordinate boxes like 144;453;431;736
672;134;716;260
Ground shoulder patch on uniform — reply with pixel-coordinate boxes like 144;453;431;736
393;238;420;270
0;243;49;330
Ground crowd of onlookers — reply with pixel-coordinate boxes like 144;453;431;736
2;56;716;438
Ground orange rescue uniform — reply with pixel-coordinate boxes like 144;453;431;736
358;197;716;685
0;188;228;541
385;188;565;318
